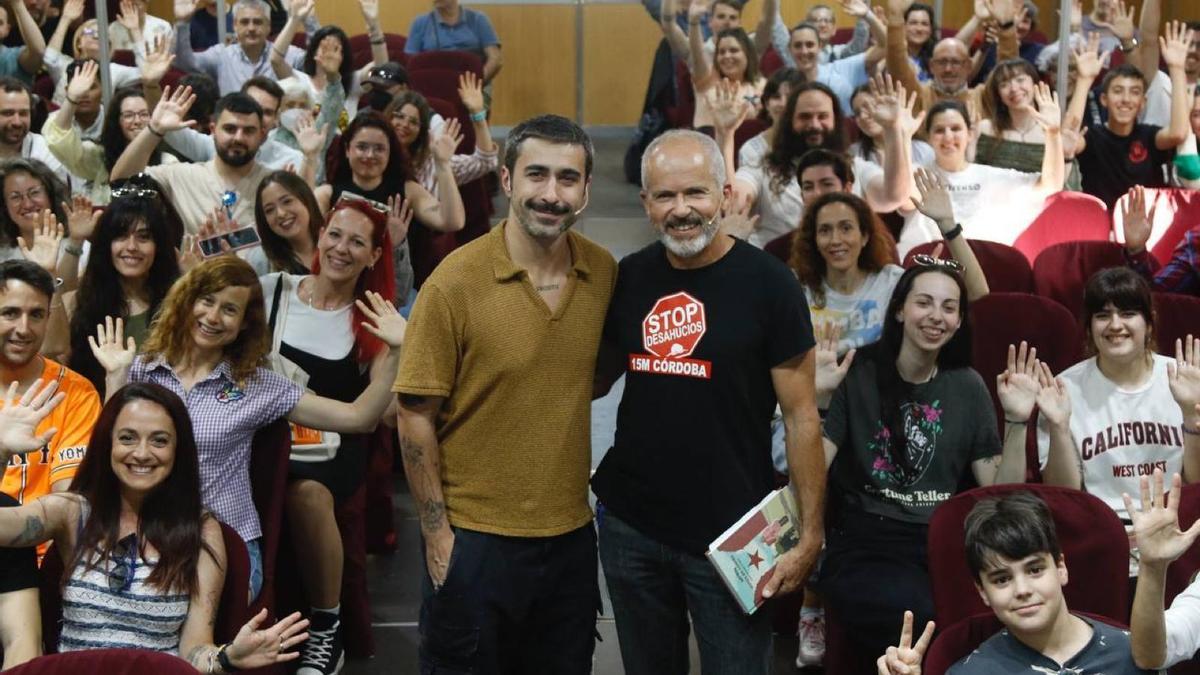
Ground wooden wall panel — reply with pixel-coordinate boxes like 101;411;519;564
582;4;659;125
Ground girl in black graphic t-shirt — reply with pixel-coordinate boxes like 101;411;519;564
815;264;1031;659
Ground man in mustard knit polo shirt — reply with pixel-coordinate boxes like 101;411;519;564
393;114;617;674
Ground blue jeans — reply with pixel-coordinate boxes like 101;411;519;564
598;511;773;675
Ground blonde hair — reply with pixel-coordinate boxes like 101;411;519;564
141;257;269;384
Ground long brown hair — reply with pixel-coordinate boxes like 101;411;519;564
253;171;322;274
790;191;897;307
982;59;1041;133
141;257;269;384
68;383;218;596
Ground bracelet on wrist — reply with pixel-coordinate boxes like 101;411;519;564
469;109;487;123
370;37;385;45
216;643;240;672
272;46;287;59
65;95;80;105
1005;418;1029;425
62;242;83;257
147;124;165;138
942;223;964;241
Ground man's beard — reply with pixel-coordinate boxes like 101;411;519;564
658;210;720;258
515;198;577;240
1;125;27;147
216;142;255;167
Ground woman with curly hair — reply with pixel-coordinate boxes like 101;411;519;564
87;254;407;601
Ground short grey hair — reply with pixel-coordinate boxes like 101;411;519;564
233;0;271;18
640;130;726;192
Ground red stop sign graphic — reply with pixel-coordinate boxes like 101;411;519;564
642;292;707;359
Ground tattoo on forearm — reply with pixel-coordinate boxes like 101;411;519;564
399;434;424;466
419;499;446;533
9;515;44;546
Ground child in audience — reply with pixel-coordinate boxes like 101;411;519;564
1037;268;1200;568
816;262;1029;658
0;379;309;670
88;255;406;601
877;491;1154;674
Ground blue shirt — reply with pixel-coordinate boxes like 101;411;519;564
404;8;500;56
0;45;31;85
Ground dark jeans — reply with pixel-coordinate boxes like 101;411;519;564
418;523;600;675
819;510;933;659
598;511;773;675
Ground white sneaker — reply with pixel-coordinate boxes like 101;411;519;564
795;613;825;668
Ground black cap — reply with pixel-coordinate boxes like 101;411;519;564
363;62;408;88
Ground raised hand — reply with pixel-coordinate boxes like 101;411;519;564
141;35;174;85
358;0;379;23
1061;119;1087;159
1123;470;1200;569
718;192;759;240
1092;0;1135;42
814;322;856;397
226;609;309;669
61;0;85;24
687;0;708;25
430;118;463;163
64;195;100;244
293;112;329;158
176;234;202;273
913;168;956;228
288;0;315;20
116;0;141;32
18;210;63;273
997;341;1041;422
1121;185;1156;254
357;291;406;348
886;0;911;21
1035;361;1071;428
840;0;870;18
198;206;236;256
710;78;749;135
149;85;198;136
1161;21;1194;71
386;194;413;243
1169;336;1200;413
0;380;64;461
973;0;991;19
868;73;925;139
87;316;137;375
876;611;935;675
1073;33;1103;82
174;0;196;22
457;71;485;115
986;0;1019;24
1028;81;1061;133
65;59;99;106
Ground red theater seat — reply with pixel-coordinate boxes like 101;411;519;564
1014;192;1112;264
1032;241;1126;319
904;239;1034;294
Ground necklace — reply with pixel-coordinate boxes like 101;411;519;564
300;278;351;311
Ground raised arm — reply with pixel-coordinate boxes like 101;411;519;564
172;0;200;71
710;78;748;182
287;292;404;432
46;0;83;56
271;0;313;79
414;129;467;232
1155;22;1192;151
88;316;137;402
357;0;388;66
764;348;826;599
912;168;990;301
1029;81;1065;191
113;85;197;181
956;0;991;44
991;0;1020;61
862;74;921;213
1168;336;1200;484
11;0;47;76
979;341;1040;485
1036;361;1082;489
1063;33;1102;133
1128;0;1161;83
688;0;713;88
884;0;921;99
659;0;690;61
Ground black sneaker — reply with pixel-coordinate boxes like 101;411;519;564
297;613;344;675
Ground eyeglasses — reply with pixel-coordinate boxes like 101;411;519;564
119;111;151;122
107;533;139;593
5;187;44;205
930;58;968;68
912;254;964;272
351;142;388;157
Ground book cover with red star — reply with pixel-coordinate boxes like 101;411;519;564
705;486;801;614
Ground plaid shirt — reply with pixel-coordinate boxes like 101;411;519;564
1127;228;1200;295
130;356;302;543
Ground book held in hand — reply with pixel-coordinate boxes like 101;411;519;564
705;486;801;614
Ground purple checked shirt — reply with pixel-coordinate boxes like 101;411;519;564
130;355;302;543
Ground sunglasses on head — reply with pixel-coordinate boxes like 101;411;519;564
334;192;388;214
912;254;964;272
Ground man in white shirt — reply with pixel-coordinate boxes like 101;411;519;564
0;78;70;190
173;0;304;95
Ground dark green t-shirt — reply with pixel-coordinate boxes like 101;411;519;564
824;353;1000;524
948;615;1153;674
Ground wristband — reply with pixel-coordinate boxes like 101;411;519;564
469;109;487;123
216;644;240;672
998;19;1015;30
1184;424;1200;437
272;45;288;59
370;38;385;45
147;124;165;138
942;223;963;241
63;242;83;257
65;95;80;105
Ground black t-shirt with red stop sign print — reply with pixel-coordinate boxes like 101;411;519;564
1077;120;1173;208
591;238;815;554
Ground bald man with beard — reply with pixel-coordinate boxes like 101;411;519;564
885;0;1020;116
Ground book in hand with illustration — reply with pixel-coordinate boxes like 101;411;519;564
705;486;801;614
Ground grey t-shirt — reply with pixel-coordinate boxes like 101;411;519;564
824;352;1000;524
948;615;1155;674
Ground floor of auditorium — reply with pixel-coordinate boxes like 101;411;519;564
346;131;808;674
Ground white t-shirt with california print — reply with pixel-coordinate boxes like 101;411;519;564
1036;354;1184;522
896;163;1042;258
805;264;904;354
